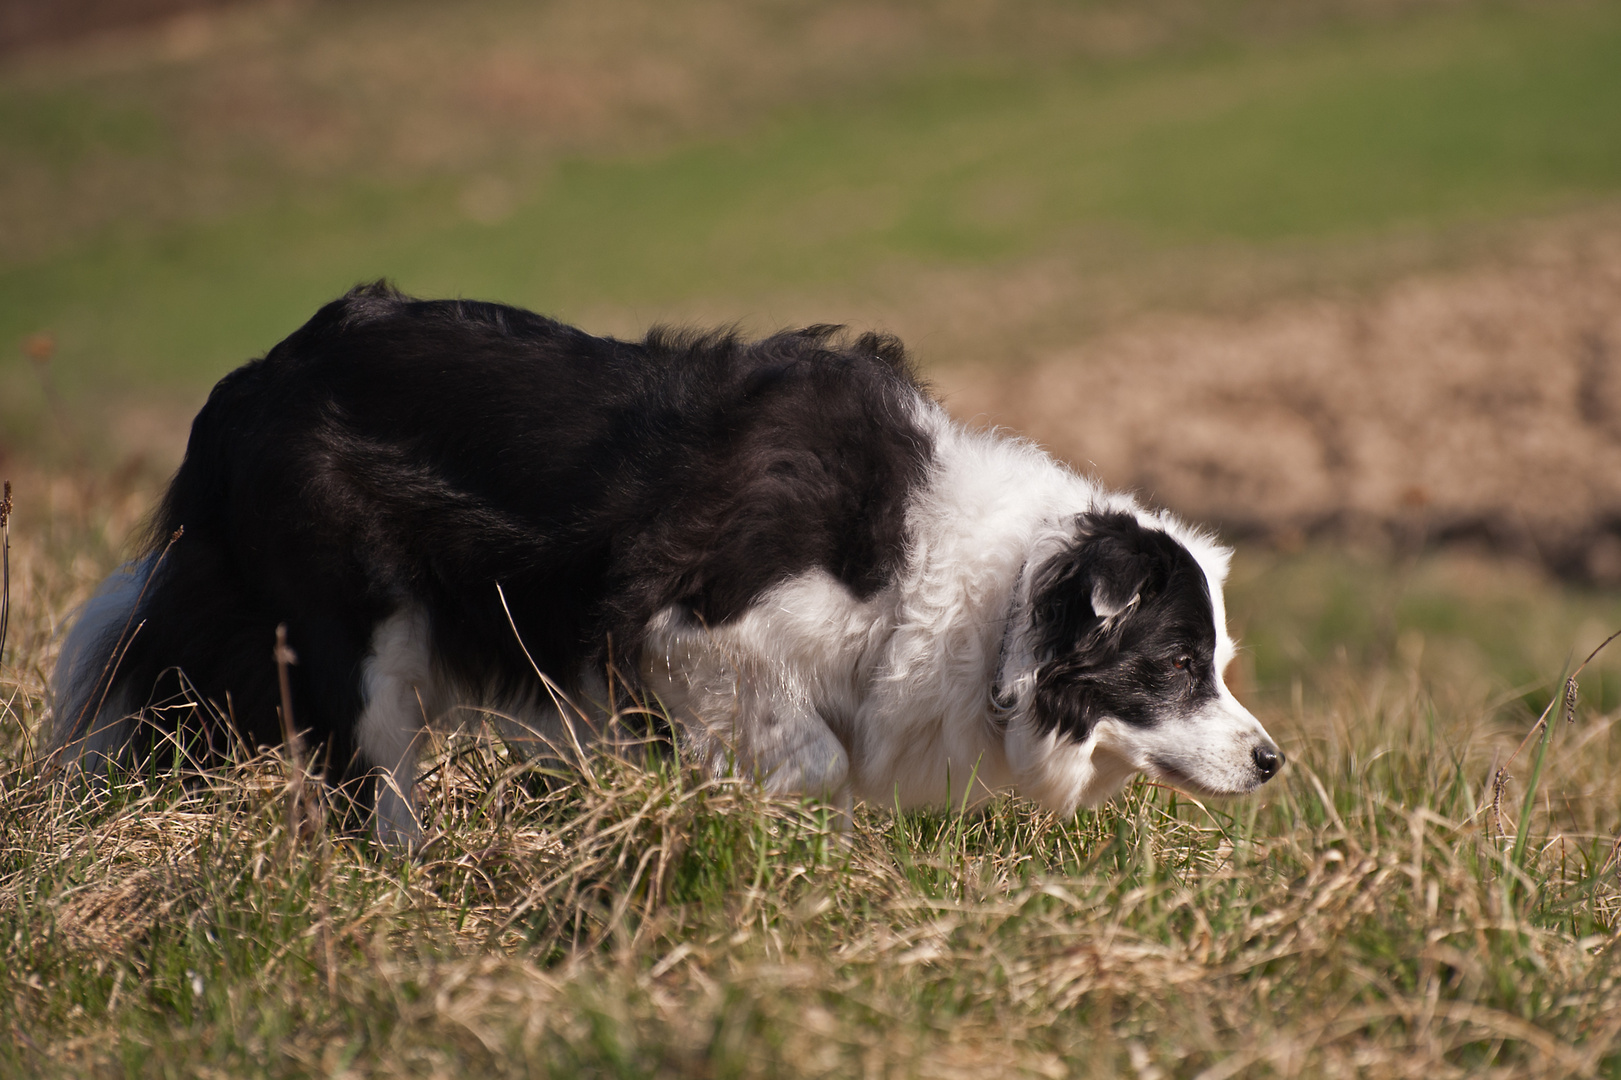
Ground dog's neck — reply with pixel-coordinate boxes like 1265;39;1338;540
988;558;1028;716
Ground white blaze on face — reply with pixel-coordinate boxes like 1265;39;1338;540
1006;677;1280;815
1003;686;1280;814
1099;684;1279;797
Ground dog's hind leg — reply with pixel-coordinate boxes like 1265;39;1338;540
356;607;440;846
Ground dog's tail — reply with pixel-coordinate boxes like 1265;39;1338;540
47;554;158;774
47;354;301;777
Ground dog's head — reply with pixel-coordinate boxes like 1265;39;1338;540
995;509;1282;814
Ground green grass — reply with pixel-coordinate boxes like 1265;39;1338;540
5;475;1621;1076
1230;547;1621;719
4;1;1621;391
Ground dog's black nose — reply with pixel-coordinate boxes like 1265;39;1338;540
1252;745;1283;781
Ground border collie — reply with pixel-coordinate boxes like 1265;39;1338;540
49;283;1282;842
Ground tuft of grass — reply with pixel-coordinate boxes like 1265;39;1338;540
1;479;12;670
5;468;1621;1077
5;691;1621;1075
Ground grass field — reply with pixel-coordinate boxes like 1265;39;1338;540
5;473;1621;1077
8;0;1621;1075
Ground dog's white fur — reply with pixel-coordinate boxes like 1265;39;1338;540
577;403;1263;819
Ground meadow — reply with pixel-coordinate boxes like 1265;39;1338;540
6;467;1621;1077
6;0;1621;401
6;0;1621;1075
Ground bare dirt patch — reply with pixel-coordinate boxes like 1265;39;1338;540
946;217;1621;580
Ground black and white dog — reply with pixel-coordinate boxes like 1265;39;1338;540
50;283;1282;842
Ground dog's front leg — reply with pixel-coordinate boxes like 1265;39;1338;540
748;701;853;813
760;711;850;797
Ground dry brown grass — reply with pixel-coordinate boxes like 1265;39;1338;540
4;457;1621;1078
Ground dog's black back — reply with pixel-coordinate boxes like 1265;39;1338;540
83;283;931;786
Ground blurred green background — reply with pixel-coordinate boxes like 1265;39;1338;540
4;0;1620;393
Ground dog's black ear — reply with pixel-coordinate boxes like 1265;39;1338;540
1027;511;1165;739
1029;514;1155;658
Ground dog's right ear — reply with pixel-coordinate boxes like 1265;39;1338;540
1024;512;1159;739
1086;551;1144;626
1029;512;1155;662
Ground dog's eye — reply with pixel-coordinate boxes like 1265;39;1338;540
1172;656;1191;672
